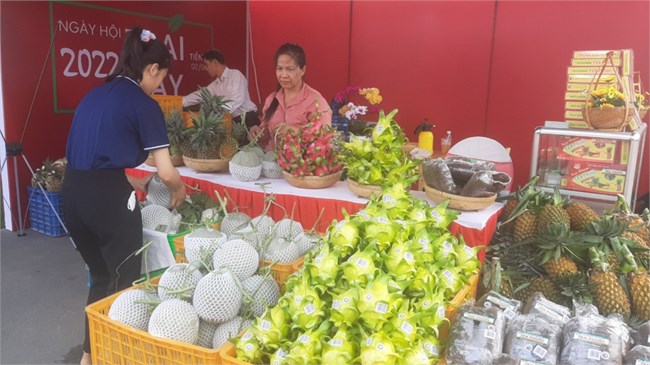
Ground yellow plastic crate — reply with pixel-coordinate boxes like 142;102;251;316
260;256;304;292
151;95;183;117
86;277;223;365
219;272;479;365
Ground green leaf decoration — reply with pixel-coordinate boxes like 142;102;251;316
168;14;185;33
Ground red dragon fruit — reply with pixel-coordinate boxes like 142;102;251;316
276;101;342;178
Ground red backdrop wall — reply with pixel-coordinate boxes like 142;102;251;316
1;1;247;230
248;0;649;200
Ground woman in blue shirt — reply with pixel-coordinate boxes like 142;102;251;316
63;27;186;365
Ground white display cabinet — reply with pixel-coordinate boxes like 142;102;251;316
530;122;646;210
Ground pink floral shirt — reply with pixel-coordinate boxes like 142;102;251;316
260;83;331;150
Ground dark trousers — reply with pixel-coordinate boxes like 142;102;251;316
62;168;143;353
234;110;261;128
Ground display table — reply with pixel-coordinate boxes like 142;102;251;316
127;164;503;261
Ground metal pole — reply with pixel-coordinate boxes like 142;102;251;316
12;155;25;236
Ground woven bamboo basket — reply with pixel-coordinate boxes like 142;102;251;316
424;185;496;211
582;106;631;131
145;154;183;167
582;51;632;131
282;171;342;189
182;156;229;172
640;107;649;119
347;179;382;198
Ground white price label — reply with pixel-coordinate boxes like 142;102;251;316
443;270;455;284
332;300;341;310
382;195;393;203
587;349;601;360
242;333;253;340
365;338;372;346
375;302;388;314
277;349;286;358
484;329;497;340
533;345;548;359
463;245;474;257
442;241;453;255
294;295;302;303
504;308;516;319
304;304;315;315
299;335;309;344
376;216;388;224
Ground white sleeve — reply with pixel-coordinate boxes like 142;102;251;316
183;89;202;107
221;71;247;114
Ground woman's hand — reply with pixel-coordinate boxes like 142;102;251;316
248;125;263;141
151;148;186;209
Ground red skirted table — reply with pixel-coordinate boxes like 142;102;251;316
127;164;503;261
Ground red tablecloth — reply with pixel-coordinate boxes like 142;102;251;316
128;165;503;262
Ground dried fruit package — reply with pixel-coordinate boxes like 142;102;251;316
421;158;458;194
503;314;562;364
559;311;630;365
445;304;506;364
524;292;571;328
461;171;495;197
625;345;650;364
477;290;523;323
637;321;650;347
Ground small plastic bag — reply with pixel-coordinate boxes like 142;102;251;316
445;304;506;364
625;345;650;363
503;313;562;364
490;354;519;365
637;321;650;347
477;290;522;323
461;171;495;197
422;158;458;194
523;292;571;328
560;311;630;365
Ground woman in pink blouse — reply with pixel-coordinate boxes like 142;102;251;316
249;43;332;151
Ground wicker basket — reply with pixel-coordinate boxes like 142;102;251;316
639;106;649;119
347;179;382;198
582;106;631;131
145;154;184;167
424;185;496;211
182;156;229;172
282;171;342;189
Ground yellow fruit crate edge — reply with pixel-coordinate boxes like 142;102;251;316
219;272;480;365
151;94;183;117
86;276;224;365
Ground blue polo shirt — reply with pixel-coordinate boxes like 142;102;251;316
66;76;169;170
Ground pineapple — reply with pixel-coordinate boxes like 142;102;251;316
565;201;599;231
479;257;513;299
182;110;225;159
166;110;186;158
232;115;249;146
589;247;631;318
513;211;537;242
533;223;591;278
219;136;239;160
45;174;63;192
527;276;563;305
536;188;570;235
628;272;650;321
554;273;594;308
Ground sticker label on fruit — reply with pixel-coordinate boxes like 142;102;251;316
404;252;414;262
332;300;341;310
299;335;310;344
574;332;609;346
516;331;550;346
374;302;388;314
437;305;445;318
463;311;495;324
356;258;369;268
400;321;414;335
329;339;343;347
442;241;453;256
242;333;253;340
261;320;271;331
303;304;315;315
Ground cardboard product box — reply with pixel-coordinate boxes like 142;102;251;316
566;119;589;129
564;161;626;195
557;137;617;163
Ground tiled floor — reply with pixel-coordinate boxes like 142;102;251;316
1;229;87;365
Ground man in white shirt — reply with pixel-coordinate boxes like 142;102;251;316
183;49;259;127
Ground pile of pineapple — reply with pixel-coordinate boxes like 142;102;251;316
180;87;249;161
487;177;650;322
31;157;67;192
